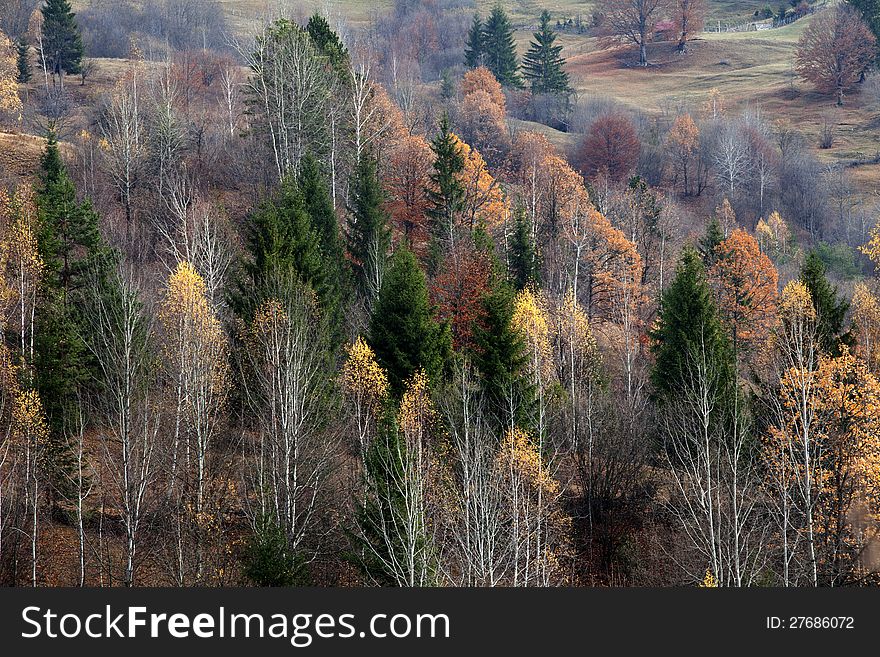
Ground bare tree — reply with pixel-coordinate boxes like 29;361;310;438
712;121;750;197
601;0;668;66
672;0;706;53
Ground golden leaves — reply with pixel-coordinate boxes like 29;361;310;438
779;280;816;323
449;133;508;231
498;426;558;495
512;286;553;380
12;388;49;449
397;369;434;436
340;336;389;406
755;211;790;259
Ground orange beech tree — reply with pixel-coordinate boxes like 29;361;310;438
384;134;433;258
431;242;492;351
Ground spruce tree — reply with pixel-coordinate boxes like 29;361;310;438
700;217;724;268
35;133;117;495
368;248;451;397
40;0;84;76
298;153;348;340
233;176;327;321
800;250;853;355
306;13;349;73
16;39;31;83
482;5;522;87
464;13;486;68
522;10;572;95
472;275;530;431
508;206;538;290
650;246;735;405
426;115;465;263
346;154;392;305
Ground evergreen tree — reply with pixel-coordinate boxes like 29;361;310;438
482;5;522;87
464;13;486;68
299;153;348;339
800;250;853;355
306;13;349;73
40;0;84;76
508;206;538;290
700;217;724;268
233;176;327;321
244;514;308;586
426;115;465;263
522;10;572;94
34;133;117;495
347;154;392;305
650;246;735;405
440;68;455;101
16;39;31;83
472;275;531;431
368;248;451;397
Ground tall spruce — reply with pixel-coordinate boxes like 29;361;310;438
482;5;522;87
472;275;531;431
299;153;348;340
40;0;84;76
650;246;735;405
508;206;538;290
522;10;572;94
233;176;327;321
368;248;451;398
347;154;392;307
800;250;853;355
464;13;486;68
699;217;724;268
35;133;117;495
426;115;465;263
16;39;31;83
306;13;349;73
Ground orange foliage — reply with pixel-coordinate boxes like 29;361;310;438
710;228;779;350
384;134;433;258
451;134;508;232
431;243;491;350
460;66;505;112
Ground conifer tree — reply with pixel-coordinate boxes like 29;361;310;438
482;5;522;87
426;115;465;260
800;250;853;355
233;176;327;321
16;39;31;83
464;13;486;68
306;13;349;73
368;248;451;397
299;153;348;339
472;275;531;430
700;217;724;268
522;10;572;95
508;206;538;290
40;0;84;76
650;246;735;405
347;154;392;307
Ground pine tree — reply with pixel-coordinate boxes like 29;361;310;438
472;275;531;431
482;5;522;87
464;13;486;68
299;153;348;339
40;0;84;76
508;206;538;290
233;176;327;321
522;10;572;95
306;13;349;73
800;249;853;355
650;246;735;404
347;154;392;306
368;248;451;397
426;115;465;262
16;39;31;83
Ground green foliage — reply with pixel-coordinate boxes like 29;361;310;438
800;249;853;355
472;275;531;431
508;206;538;290
482;5;522;88
16;39;31;83
440;68;455;100
368;248;451;398
40;0;83;76
306;13;349;73
464;13;486;68
232;176;328;322
346;154;391;304
650;246;735;406
814;241;861;280
298;153;348;341
522;10;572;95
244;515;309;586
700;217;724;268
426;115;465;265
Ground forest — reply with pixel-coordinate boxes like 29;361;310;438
0;0;880;587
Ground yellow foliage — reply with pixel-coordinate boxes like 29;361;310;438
340;336;389;403
397;369;434;436
699;568;718;587
498;427;558;495
13;388;49;449
512;287;553;381
779;280;816;323
0;31;21;118
853;283;880;373
449;133;508;231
